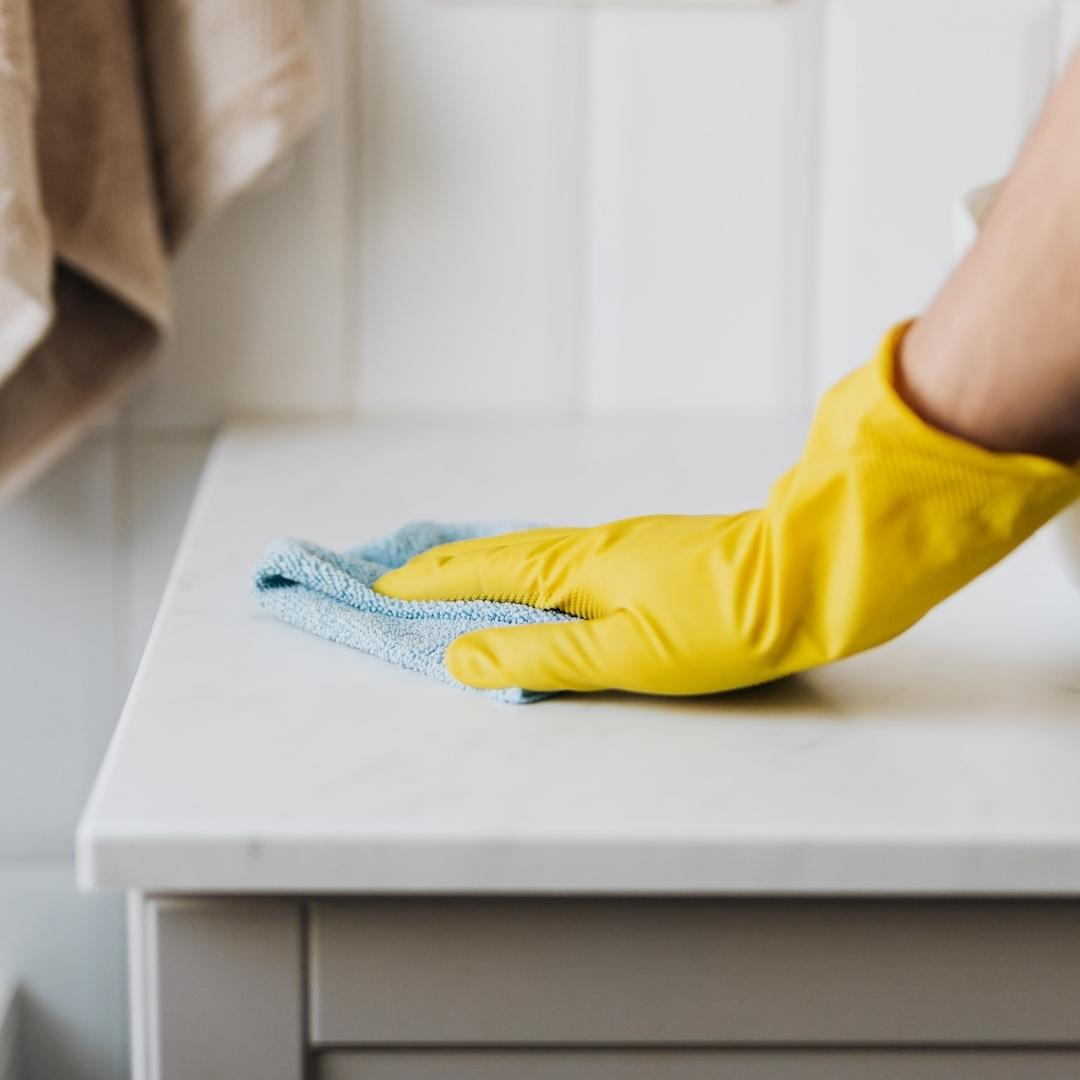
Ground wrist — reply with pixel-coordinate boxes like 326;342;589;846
896;317;1080;464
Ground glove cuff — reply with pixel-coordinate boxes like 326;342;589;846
821;321;1080;538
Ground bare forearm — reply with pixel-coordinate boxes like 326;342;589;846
898;51;1080;464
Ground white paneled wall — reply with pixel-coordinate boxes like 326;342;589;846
352;0;581;412
0;863;127;1080
583;3;817;414
132;0;351;427
814;0;1061;392
0;2;1069;1076
0;437;118;858
351;0;1060;414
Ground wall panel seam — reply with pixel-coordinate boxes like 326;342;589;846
559;7;590;415
792;0;826;417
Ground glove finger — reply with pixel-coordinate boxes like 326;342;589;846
374;529;579;604
445;611;639;693
392;526;579;569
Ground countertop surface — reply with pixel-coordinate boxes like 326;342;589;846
77;418;1080;895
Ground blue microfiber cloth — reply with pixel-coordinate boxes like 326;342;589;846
252;522;576;703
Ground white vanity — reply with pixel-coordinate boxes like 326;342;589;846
77;419;1080;1079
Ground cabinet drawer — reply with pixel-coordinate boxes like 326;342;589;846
317;1049;1080;1080
309;898;1080;1045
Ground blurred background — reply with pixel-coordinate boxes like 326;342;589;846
0;0;1071;1076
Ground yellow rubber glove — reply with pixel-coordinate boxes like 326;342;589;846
375;323;1080;695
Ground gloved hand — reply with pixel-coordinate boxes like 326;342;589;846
375;323;1080;695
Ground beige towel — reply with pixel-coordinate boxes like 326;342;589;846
0;0;324;502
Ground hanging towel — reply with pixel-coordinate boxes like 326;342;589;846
0;0;324;503
252;523;577;704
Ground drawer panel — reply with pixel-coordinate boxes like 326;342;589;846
309;898;1080;1045
318;1049;1080;1080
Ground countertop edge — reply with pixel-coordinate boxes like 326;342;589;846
77;831;1080;897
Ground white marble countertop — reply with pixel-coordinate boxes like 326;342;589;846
77;418;1080;895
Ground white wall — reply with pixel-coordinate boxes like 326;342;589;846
0;1;1064;1075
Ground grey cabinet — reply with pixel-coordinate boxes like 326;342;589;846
132;899;303;1080
131;895;1080;1080
309;897;1080;1045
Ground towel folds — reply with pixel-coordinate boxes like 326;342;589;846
0;0;323;501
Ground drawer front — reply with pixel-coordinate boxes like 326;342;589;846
309;898;1080;1045
317;1049;1080;1080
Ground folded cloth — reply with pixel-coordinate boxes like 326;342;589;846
252;522;576;704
